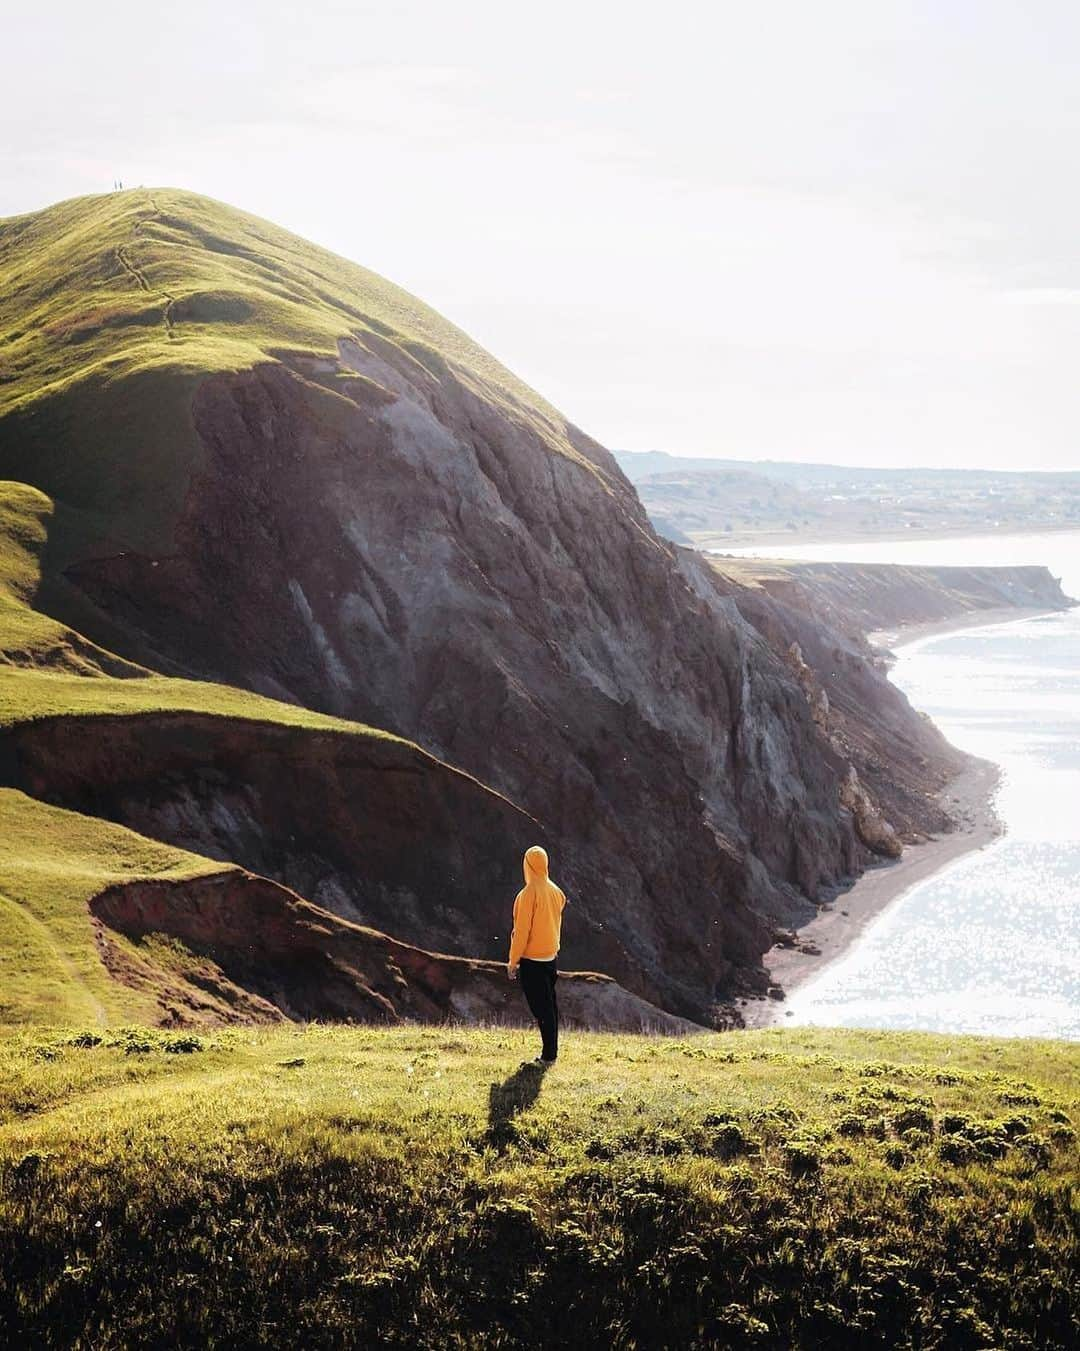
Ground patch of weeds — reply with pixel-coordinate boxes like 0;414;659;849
702;1110;738;1127
611;1125;684;1157
938;1136;977;1166
163;1034;205;1055
718;1161;759;1197
857;1061;898;1078
998;1085;1043;1107
62;1031;103;1050
782;1137;821;1175
12;1149;51;1179
707;1304;772;1343
890;1105;934;1134
1012;1134;1053;1170
709;1121;753;1160
748;1103;799;1141
591;1094;620;1113
899;1128;932;1150
105;1027;158;1055
902;1172;935;1215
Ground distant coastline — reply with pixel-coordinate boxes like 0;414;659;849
703;521;1080;555
614;450;1080;555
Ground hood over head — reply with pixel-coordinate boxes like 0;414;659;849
523;844;549;886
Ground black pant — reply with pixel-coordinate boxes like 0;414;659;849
518;957;558;1061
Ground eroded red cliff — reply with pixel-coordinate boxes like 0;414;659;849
88;865;692;1032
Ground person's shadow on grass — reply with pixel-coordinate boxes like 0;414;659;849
486;1062;546;1151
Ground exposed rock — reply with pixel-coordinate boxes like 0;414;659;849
839;766;903;859
90;867;693;1033
1;711;540;966
786;641;831;732
702;556;969;848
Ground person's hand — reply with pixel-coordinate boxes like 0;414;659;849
507;964;518;981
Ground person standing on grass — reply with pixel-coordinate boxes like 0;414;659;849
507;845;566;1065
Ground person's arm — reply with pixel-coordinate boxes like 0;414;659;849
508;889;533;975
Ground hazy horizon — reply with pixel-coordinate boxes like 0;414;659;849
614;448;1080;475
6;1;1080;472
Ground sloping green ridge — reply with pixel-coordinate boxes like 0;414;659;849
0;187;600;553
0;789;229;1026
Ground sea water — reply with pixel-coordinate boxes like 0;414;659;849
731;531;1080;1039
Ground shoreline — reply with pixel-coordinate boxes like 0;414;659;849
738;608;1034;1031
867;604;1069;655
740;756;1003;1029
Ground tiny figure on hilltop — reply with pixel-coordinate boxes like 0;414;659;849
507;845;566;1065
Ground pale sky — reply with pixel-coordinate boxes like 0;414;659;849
5;1;1080;470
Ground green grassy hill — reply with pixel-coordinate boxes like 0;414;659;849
0;1023;1075;1348
0;188;603;557
0;789;228;1026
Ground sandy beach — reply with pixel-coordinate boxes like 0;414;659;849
868;604;1067;656
740;755;1003;1028
736;608;1039;1030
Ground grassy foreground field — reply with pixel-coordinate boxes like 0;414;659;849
0;1024;1076;1349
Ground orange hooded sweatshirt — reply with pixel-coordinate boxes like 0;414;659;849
508;846;566;967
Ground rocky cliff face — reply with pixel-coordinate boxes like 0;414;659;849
702;558;968;850
702;555;1072;852
56;336;870;1022
724;559;1073;644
